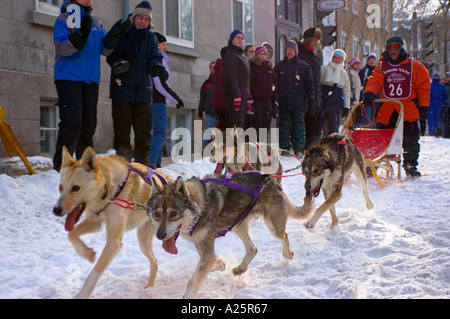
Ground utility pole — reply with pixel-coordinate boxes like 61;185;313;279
439;0;449;72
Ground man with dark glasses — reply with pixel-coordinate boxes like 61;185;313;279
363;36;431;178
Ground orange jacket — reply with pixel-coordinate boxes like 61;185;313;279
365;56;430;125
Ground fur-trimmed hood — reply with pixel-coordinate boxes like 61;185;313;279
249;56;274;69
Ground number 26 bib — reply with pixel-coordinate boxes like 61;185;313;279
381;58;413;99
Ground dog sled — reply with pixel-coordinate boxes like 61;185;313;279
340;99;404;187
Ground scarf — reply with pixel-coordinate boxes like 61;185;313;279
324;60;345;84
116;25;149;61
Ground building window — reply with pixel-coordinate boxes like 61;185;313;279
340;30;347;50
40;103;58;154
232;0;254;45
364;40;371;59
352;0;358;15
277;0;301;24
39;0;60;5
35;0;60;15
164;0;194;47
352;36;359;59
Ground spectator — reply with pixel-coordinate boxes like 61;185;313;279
428;72;447;136
223;30;251;128
443;72;450;138
347;57;362;124
213;47;228;131
298;27;323;150
198;62;216;145
364;36;431;177
320;49;351;136
274;40;315;157
245;44;256;58
359;53;379;125
107;1;163;166
148;32;184;168
248;45;277;139
52;0;131;171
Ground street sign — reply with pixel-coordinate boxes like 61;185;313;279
318;0;346;11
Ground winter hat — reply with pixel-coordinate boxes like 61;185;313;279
348;57;361;68
431;71;441;78
302;28;322;41
285;40;298;54
131;1;153;20
386;36;404;47
367;52;377;61
332;49;346;60
255;45;268;55
154;32;167;44
230;29;244;41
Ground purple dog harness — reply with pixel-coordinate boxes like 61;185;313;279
99;165;167;212
199;172;267;238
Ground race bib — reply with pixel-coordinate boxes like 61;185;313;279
381;58;413;99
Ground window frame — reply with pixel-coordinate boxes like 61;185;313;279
163;0;195;48
232;0;254;45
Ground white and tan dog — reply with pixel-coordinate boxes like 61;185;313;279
53;146;172;298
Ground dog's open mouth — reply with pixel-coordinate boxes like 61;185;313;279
65;203;86;232
310;179;323;197
162;229;180;255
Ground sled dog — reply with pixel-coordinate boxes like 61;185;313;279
53;146;172;298
146;171;311;298
211;128;283;186
300;134;374;229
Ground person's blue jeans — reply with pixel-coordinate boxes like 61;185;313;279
149;102;167;166
204;113;218;145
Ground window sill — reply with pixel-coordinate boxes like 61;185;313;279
29;10;57;28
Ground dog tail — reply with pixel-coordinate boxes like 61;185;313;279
286;192;315;220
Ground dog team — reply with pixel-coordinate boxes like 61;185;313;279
53;132;374;299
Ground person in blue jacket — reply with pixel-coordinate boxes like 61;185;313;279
52;0;131;171
428;72;447;136
107;1;165;165
274;40;315;157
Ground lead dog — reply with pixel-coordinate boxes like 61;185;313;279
300;134;374;229
53;146;172;298
146;172;312;298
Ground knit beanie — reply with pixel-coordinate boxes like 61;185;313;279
332;49;346;60
302;28;322;41
348;57;361;68
431;71;441;78
154;32;167;44
230;29;244;42
131;1;153;20
285;40;298;55
387;36;404;47
255;45;268;55
367;52;377;61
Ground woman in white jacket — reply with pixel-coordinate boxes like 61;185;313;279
320;49;350;136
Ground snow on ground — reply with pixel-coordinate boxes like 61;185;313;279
0;136;449;299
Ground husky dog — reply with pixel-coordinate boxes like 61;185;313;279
146;172;311;298
53;146;172;298
211;128;283;186
300;134;375;229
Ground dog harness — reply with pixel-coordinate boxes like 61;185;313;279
99;165;167;213
199;172;267;238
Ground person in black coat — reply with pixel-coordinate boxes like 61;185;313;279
106;1;164;165
223;29;252;128
274;41;315;157
298;28;323;150
248;45;277;139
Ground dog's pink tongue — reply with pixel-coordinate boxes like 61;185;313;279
162;235;178;255
65;210;78;232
